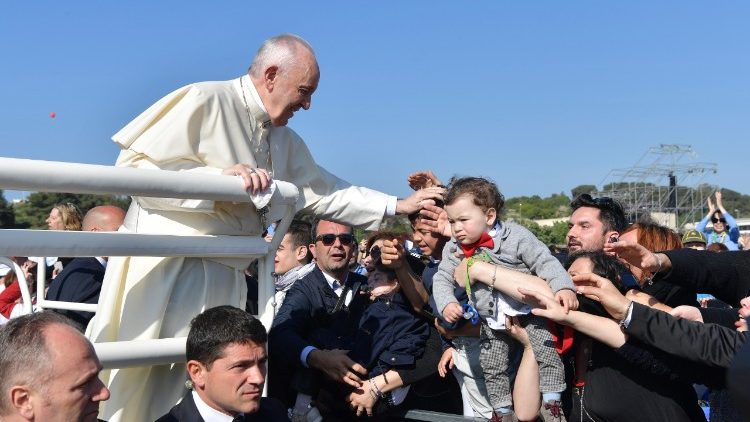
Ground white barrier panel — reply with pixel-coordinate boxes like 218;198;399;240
0;156;301;368
0;230;271;258
0;157;277;203
40;300;98;313
94;338;187;368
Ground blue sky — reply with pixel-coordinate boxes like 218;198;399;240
2;1;748;202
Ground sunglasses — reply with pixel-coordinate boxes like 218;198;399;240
315;233;355;246
580;193;615;206
370;246;382;262
711;217;727;224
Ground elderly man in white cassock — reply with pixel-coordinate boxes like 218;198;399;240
87;33;443;422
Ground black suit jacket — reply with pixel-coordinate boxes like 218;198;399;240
45;257;105;327
269;266;369;368
155;391;289;422
660;249;750;307
626;302;746;370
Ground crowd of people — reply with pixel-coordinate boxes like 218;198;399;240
2;33;750;422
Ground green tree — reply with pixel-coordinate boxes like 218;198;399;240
505;193;571;220
13;192;130;229
520;220;568;246
0;190;15;228
571;185;597;199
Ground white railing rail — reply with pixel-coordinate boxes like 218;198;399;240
0;157;299;368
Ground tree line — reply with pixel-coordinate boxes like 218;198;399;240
0;190;130;229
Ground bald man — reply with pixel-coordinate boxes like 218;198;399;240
0;312;110;421
45;205;126;327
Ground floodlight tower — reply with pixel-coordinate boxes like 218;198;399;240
596;144;718;229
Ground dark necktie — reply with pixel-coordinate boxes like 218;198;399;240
333;281;351;313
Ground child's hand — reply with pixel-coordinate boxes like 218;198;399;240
442;302;463;323
555;289;579;313
437;347;455;377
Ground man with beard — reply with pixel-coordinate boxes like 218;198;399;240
566;194;627;254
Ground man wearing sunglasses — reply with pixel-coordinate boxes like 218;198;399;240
270;219;370;421
696;191;740;251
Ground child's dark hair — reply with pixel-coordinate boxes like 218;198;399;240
565;250;629;294
444;176;505;214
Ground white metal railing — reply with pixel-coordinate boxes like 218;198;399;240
0;157;299;368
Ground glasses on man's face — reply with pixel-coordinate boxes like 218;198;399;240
315;233;355;246
711;217;727;224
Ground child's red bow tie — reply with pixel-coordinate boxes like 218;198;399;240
459;232;494;257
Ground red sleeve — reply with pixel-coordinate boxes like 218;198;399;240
0;281;21;318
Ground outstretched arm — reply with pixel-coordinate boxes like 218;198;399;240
573;273;747;367
379;238;429;311
518;287;627;348
460;260;554;304
506;316;542;422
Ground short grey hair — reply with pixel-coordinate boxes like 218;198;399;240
0;312;81;414
248;33;316;78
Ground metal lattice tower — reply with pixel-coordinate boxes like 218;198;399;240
595;144;718;229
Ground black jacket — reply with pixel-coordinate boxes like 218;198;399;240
45;257;105;327
155;390;288;422
269;266;369;368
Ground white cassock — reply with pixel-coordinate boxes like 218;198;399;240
88;75;394;422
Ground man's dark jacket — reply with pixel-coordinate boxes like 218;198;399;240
155;390;288;421
45;257;105;327
269;266;368;368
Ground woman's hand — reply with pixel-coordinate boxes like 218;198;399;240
505;315;531;348
573;273;632;321
517;288;570;324
603;240;663;273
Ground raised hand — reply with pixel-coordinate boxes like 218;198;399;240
603;240;662;272
407;170;443;191
379;238;405;270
